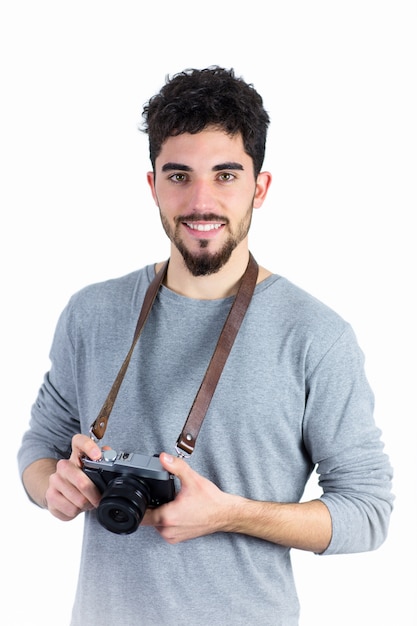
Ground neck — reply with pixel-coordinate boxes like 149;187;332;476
158;246;254;300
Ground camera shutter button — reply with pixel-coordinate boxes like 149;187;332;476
102;448;117;462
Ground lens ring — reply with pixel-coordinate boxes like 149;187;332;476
98;496;142;534
97;475;150;534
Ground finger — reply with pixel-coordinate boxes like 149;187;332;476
48;459;101;518
70;434;102;465
159;452;190;481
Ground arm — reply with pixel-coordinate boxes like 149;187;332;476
144;453;332;553
226;497;331;553
22;435;103;521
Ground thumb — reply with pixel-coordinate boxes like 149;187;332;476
159;452;189;480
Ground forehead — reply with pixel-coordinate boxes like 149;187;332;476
156;128;251;169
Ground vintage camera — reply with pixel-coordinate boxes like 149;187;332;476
82;448;175;534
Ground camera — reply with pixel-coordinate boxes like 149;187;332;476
82;448;175;534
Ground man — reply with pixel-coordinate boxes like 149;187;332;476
18;67;393;625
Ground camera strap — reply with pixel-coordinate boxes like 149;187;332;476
89;253;259;458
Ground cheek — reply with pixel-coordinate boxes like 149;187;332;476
155;185;183;209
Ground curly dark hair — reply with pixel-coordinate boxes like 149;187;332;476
141;66;270;177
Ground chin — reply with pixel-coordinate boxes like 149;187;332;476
179;245;235;277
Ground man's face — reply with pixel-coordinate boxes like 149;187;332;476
147;128;268;276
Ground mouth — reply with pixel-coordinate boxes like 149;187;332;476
180;215;227;239
185;222;223;232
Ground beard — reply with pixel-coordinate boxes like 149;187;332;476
160;207;253;276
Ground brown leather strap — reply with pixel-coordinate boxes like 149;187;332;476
89;254;259;456
89;261;169;440
175;253;258;456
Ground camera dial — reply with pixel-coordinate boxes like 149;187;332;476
102;448;117;462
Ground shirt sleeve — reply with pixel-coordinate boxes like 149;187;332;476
17;298;81;476
302;325;394;554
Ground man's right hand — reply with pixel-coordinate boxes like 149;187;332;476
23;434;103;521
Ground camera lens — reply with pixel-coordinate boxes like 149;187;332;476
109;508;129;524
97;475;151;534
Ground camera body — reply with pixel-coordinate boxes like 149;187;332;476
82;448;175;534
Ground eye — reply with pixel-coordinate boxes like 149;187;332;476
168;173;188;183
217;172;236;182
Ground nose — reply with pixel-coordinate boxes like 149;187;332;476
188;179;215;212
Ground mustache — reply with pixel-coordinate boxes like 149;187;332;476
175;213;229;224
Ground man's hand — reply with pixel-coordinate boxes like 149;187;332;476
23;434;103;522
142;452;236;543
143;452;332;552
46;434;103;521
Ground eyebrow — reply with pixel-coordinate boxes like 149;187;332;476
213;162;244;172
161;161;244;172
161;162;192;172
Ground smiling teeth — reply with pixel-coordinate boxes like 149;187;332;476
187;223;222;231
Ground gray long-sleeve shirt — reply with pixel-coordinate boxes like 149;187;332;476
18;264;394;625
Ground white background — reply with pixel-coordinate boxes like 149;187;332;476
1;1;416;624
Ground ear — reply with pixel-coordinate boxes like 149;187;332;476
146;171;158;204
253;171;272;209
